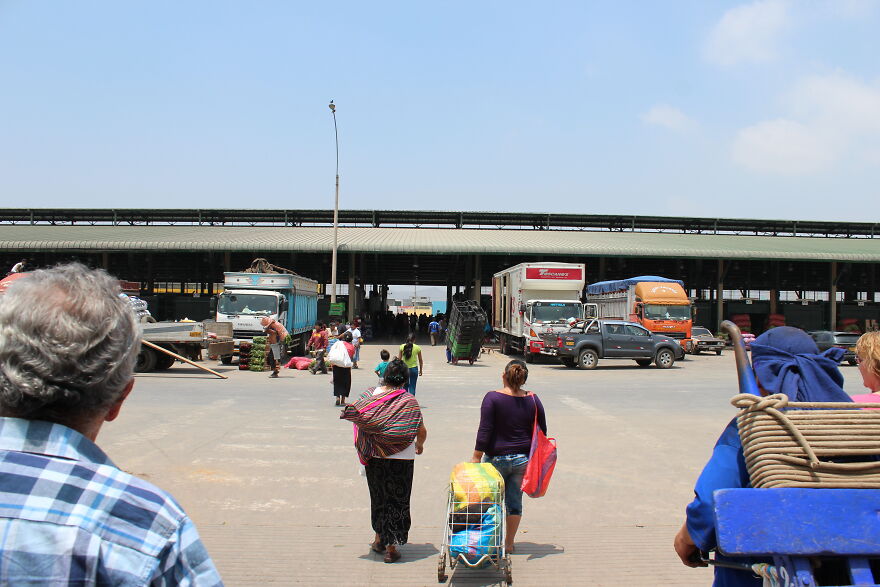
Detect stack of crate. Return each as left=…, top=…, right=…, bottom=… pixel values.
left=238, top=341, right=252, bottom=370
left=446, top=301, right=487, bottom=361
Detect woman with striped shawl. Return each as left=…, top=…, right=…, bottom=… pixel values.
left=340, top=358, right=427, bottom=563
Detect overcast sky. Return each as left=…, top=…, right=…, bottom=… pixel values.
left=1, top=1, right=879, bottom=222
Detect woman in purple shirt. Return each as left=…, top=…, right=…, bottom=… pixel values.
left=471, top=359, right=547, bottom=553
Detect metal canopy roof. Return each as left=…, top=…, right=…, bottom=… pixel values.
left=0, top=208, right=877, bottom=238
left=1, top=225, right=879, bottom=262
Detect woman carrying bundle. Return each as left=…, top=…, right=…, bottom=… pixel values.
left=340, top=358, right=427, bottom=563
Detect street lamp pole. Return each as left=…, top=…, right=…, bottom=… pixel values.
left=329, top=100, right=339, bottom=304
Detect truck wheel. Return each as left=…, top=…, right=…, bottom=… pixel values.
left=635, top=359, right=652, bottom=368
left=715, top=350, right=722, bottom=356
left=561, top=358, right=576, bottom=368
left=655, top=348, right=675, bottom=369
left=135, top=347, right=157, bottom=372
left=154, top=352, right=176, bottom=371
left=220, top=355, right=233, bottom=365
left=524, top=350, right=534, bottom=363
left=577, top=349, right=598, bottom=370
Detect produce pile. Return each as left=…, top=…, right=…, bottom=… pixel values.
left=249, top=337, right=267, bottom=371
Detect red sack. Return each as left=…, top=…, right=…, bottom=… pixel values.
left=521, top=395, right=557, bottom=498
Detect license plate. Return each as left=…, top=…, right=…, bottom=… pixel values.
left=565, top=341, right=574, bottom=346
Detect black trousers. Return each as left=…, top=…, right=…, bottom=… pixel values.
left=332, top=365, right=351, bottom=397
left=365, top=458, right=414, bottom=546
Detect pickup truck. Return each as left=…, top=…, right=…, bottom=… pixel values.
left=136, top=320, right=234, bottom=372
left=540, top=319, right=685, bottom=369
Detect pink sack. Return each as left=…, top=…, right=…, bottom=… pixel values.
left=284, top=356, right=312, bottom=370
left=521, top=395, right=557, bottom=498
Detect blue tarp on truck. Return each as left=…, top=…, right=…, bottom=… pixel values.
left=586, top=276, right=684, bottom=295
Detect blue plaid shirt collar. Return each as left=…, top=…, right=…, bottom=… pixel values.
left=0, top=417, right=115, bottom=468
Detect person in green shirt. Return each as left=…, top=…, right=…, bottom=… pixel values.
left=397, top=333, right=423, bottom=395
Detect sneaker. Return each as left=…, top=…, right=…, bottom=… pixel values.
left=269, top=372, right=279, bottom=378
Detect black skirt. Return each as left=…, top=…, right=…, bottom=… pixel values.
left=365, top=458, right=414, bottom=546
left=332, top=365, right=351, bottom=397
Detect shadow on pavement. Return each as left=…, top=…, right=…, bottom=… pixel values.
left=357, top=542, right=439, bottom=563
left=515, top=541, right=565, bottom=560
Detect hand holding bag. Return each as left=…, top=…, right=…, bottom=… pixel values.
left=327, top=340, right=353, bottom=368
left=521, top=395, right=557, bottom=498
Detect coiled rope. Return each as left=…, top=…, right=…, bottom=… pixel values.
left=732, top=393, right=880, bottom=488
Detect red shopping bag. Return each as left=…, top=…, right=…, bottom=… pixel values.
left=521, top=395, right=557, bottom=498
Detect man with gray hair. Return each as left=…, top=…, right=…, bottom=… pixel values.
left=0, top=264, right=222, bottom=585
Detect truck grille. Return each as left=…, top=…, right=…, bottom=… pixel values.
left=233, top=329, right=263, bottom=339
left=657, top=331, right=685, bottom=339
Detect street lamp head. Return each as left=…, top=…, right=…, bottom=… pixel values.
left=329, top=100, right=336, bottom=113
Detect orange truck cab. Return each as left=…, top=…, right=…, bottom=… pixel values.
left=585, top=276, right=693, bottom=353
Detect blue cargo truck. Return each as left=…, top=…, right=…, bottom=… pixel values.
left=215, top=271, right=319, bottom=364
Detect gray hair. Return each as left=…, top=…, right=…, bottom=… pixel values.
left=0, top=263, right=140, bottom=427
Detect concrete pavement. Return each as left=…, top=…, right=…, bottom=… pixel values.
left=101, top=339, right=869, bottom=585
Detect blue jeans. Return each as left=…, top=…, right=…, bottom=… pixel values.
left=406, top=367, right=419, bottom=395
left=488, top=453, right=528, bottom=516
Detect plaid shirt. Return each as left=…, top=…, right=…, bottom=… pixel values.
left=0, top=417, right=223, bottom=586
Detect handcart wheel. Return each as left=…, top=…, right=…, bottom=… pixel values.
left=503, top=559, right=513, bottom=584
left=437, top=553, right=447, bottom=583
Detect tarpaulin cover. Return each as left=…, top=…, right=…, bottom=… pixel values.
left=450, top=462, right=504, bottom=512
left=586, top=275, right=684, bottom=295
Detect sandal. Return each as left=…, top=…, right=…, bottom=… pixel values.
left=383, top=549, right=401, bottom=563
left=370, top=541, right=385, bottom=553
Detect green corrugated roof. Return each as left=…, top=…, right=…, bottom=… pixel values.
left=0, top=225, right=879, bottom=261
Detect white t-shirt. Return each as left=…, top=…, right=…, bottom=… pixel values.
left=351, top=327, right=362, bottom=346
left=371, top=387, right=415, bottom=460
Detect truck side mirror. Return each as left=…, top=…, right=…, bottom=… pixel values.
left=519, top=303, right=526, bottom=315
left=280, top=295, right=289, bottom=313
left=209, top=296, right=217, bottom=313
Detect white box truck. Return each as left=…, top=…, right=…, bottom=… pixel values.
left=492, top=262, right=587, bottom=362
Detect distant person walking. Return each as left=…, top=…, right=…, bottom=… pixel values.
left=471, top=359, right=547, bottom=553
left=428, top=318, right=440, bottom=346
left=351, top=321, right=362, bottom=369
left=330, top=332, right=356, bottom=406
left=340, top=358, right=427, bottom=563
left=398, top=333, right=423, bottom=395
left=307, top=321, right=329, bottom=374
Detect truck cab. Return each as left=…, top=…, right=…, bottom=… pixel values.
left=215, top=271, right=318, bottom=363
left=216, top=289, right=287, bottom=340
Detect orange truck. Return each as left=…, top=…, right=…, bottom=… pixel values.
left=585, top=276, right=693, bottom=353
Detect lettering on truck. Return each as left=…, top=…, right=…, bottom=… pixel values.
left=525, top=267, right=584, bottom=280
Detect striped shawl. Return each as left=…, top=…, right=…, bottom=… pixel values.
left=340, top=387, right=423, bottom=465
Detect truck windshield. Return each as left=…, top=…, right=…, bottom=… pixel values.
left=531, top=302, right=583, bottom=324
left=218, top=293, right=277, bottom=315
left=644, top=304, right=691, bottom=321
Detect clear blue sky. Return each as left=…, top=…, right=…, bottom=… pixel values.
left=1, top=1, right=878, bottom=221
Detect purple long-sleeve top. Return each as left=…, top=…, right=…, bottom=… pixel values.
left=474, top=392, right=548, bottom=457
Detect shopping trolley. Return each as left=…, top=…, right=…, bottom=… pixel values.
left=437, top=462, right=512, bottom=584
